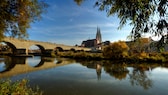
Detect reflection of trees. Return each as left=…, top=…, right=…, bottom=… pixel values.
left=104, top=63, right=129, bottom=80
left=77, top=60, right=97, bottom=69
left=129, top=65, right=153, bottom=90
left=77, top=60, right=163, bottom=90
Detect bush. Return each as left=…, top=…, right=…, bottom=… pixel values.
left=138, top=52, right=149, bottom=59
left=148, top=53, right=166, bottom=62
left=103, top=41, right=129, bottom=59
left=0, top=79, right=42, bottom=95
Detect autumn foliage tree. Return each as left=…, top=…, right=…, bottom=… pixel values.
left=0, top=0, right=48, bottom=40
left=103, top=41, right=129, bottom=59
left=127, top=38, right=151, bottom=53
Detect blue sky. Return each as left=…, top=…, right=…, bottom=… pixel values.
left=27, top=0, right=132, bottom=46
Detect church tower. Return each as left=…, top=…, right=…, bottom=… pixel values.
left=96, top=27, right=102, bottom=44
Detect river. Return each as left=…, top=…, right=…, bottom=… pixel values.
left=0, top=56, right=168, bottom=95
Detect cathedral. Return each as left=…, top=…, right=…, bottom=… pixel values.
left=81, top=27, right=102, bottom=50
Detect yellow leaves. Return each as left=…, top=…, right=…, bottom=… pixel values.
left=103, top=41, right=129, bottom=59
left=20, top=12, right=24, bottom=16
left=0, top=0, right=47, bottom=39
left=0, top=79, right=42, bottom=95
left=139, top=38, right=150, bottom=43
left=112, top=41, right=129, bottom=52
left=74, top=0, right=84, bottom=5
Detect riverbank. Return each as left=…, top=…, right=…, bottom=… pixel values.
left=56, top=51, right=168, bottom=63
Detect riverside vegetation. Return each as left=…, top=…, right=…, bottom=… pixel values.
left=1, top=41, right=168, bottom=95
left=56, top=41, right=168, bottom=63
left=0, top=79, right=42, bottom=95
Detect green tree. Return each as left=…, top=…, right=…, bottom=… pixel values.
left=0, top=0, right=48, bottom=40
left=74, top=0, right=167, bottom=42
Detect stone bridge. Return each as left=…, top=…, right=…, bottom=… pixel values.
left=2, top=37, right=90, bottom=55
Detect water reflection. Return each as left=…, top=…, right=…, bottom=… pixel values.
left=103, top=63, right=129, bottom=80
left=77, top=60, right=104, bottom=80
left=1, top=56, right=168, bottom=94
left=129, top=67, right=153, bottom=90
left=129, top=64, right=155, bottom=89
left=0, top=61, right=6, bottom=72
left=27, top=56, right=44, bottom=67
left=96, top=63, right=102, bottom=80
left=0, top=56, right=59, bottom=73
left=0, top=57, right=16, bottom=73
left=77, top=60, right=168, bottom=90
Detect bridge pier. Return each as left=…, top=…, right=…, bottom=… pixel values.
left=14, top=49, right=27, bottom=55
left=11, top=49, right=34, bottom=57
left=43, top=49, right=55, bottom=57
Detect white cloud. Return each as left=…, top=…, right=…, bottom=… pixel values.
left=42, top=15, right=56, bottom=21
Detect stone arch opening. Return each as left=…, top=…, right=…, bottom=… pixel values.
left=54, top=47, right=64, bottom=55
left=28, top=45, right=45, bottom=56
left=0, top=41, right=17, bottom=55
left=70, top=48, right=76, bottom=52
left=55, top=47, right=64, bottom=52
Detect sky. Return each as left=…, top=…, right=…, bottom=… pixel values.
left=27, top=0, right=133, bottom=46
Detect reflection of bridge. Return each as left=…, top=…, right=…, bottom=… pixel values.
left=2, top=37, right=91, bottom=55
left=0, top=57, right=75, bottom=78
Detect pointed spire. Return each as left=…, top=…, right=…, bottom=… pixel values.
left=96, top=26, right=102, bottom=44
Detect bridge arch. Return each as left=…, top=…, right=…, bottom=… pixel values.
left=1, top=41, right=17, bottom=54
left=28, top=44, right=45, bottom=55
left=55, top=47, right=64, bottom=52
left=70, top=48, right=76, bottom=52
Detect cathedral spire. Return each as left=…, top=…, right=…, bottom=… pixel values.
left=96, top=26, right=102, bottom=44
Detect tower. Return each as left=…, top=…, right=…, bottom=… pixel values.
left=96, top=27, right=102, bottom=44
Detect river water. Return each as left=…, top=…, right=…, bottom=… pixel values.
left=0, top=56, right=168, bottom=95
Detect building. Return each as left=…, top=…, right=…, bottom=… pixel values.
left=81, top=27, right=102, bottom=50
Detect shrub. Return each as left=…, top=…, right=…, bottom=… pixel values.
left=0, top=79, right=42, bottom=95
left=138, top=52, right=149, bottom=59
left=103, top=41, right=129, bottom=59
left=51, top=51, right=56, bottom=57
left=148, top=53, right=166, bottom=62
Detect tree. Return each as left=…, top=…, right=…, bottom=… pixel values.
left=127, top=38, right=151, bottom=53
left=0, top=0, right=48, bottom=40
left=103, top=41, right=129, bottom=59
left=74, top=0, right=168, bottom=42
